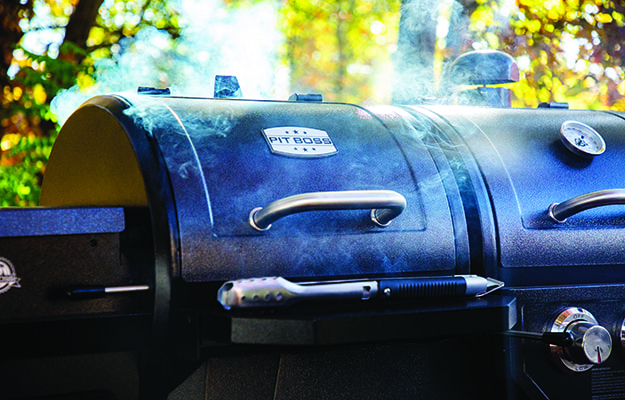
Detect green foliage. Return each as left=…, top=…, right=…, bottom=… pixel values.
left=0, top=133, right=55, bottom=207
left=15, top=42, right=89, bottom=119
left=5, top=0, right=625, bottom=207
left=93, top=0, right=181, bottom=60
left=0, top=41, right=87, bottom=206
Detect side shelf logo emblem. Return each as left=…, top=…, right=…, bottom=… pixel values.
left=262, top=126, right=338, bottom=158
left=0, top=257, right=21, bottom=294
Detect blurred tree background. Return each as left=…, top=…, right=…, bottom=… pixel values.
left=2, top=0, right=625, bottom=206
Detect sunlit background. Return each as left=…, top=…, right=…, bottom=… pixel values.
left=2, top=0, right=625, bottom=206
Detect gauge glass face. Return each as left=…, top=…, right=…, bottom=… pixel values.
left=560, top=121, right=606, bottom=157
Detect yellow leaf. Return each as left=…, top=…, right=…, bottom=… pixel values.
left=528, top=19, right=541, bottom=33
left=33, top=84, right=46, bottom=105
left=596, top=13, right=613, bottom=23
left=77, top=73, right=96, bottom=90
left=12, top=87, right=22, bottom=101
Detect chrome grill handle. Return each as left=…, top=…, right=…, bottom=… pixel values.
left=249, top=190, right=406, bottom=231
left=548, top=189, right=625, bottom=223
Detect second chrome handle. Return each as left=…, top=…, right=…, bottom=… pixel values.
left=249, top=190, right=406, bottom=231
left=549, top=189, right=625, bottom=223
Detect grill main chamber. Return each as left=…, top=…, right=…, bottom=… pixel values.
left=3, top=90, right=625, bottom=399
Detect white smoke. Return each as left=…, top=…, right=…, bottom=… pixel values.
left=51, top=0, right=284, bottom=124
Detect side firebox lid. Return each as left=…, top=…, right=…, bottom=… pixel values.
left=40, top=95, right=148, bottom=207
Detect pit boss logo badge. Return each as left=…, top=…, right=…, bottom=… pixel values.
left=262, top=126, right=338, bottom=158
left=0, top=257, right=20, bottom=294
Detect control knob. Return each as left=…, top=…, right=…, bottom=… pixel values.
left=550, top=307, right=612, bottom=373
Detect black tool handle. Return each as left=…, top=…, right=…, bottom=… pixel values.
left=379, top=277, right=467, bottom=300
left=66, top=286, right=106, bottom=300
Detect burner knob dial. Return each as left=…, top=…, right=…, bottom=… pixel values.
left=565, top=321, right=612, bottom=364
left=550, top=307, right=612, bottom=373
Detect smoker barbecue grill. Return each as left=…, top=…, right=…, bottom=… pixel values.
left=3, top=54, right=625, bottom=399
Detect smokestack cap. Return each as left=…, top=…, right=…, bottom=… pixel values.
left=446, top=50, right=519, bottom=85
left=214, top=75, right=243, bottom=99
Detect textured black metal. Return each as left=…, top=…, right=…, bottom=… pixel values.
left=0, top=207, right=124, bottom=237
left=7, top=93, right=625, bottom=399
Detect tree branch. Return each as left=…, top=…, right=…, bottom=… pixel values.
left=63, top=0, right=105, bottom=51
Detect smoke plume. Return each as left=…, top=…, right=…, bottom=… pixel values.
left=51, top=0, right=283, bottom=124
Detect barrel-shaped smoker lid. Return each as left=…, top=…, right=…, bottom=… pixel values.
left=42, top=94, right=463, bottom=282
left=416, top=105, right=625, bottom=286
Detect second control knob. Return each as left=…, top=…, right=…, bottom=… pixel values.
left=550, top=307, right=612, bottom=373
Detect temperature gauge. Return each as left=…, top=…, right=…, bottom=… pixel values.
left=560, top=120, right=606, bottom=158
